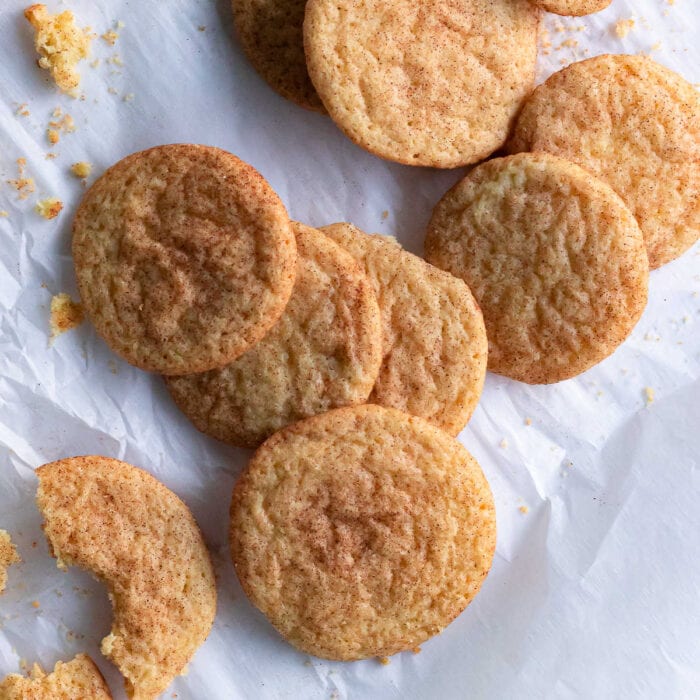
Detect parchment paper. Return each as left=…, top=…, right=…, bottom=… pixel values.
left=0, top=1, right=699, bottom=698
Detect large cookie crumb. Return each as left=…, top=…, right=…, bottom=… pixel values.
left=0, top=530, right=20, bottom=593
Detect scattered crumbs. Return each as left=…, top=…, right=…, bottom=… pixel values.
left=499, top=438, right=508, bottom=449
left=123, top=93, right=135, bottom=102
left=31, top=601, right=40, bottom=609
left=110, top=54, right=124, bottom=66
left=102, top=29, right=119, bottom=46
left=47, top=128, right=60, bottom=145
left=381, top=210, right=389, bottom=220
left=50, top=293, right=84, bottom=340
left=49, top=108, right=76, bottom=134
left=0, top=211, right=8, bottom=218
left=35, top=197, right=63, bottom=220
left=24, top=4, right=93, bottom=97
left=71, top=161, right=92, bottom=179
left=558, top=39, right=578, bottom=49
left=615, top=18, right=635, bottom=38
left=45, top=152, right=58, bottom=160
left=524, top=417, right=532, bottom=426
left=198, top=25, right=207, bottom=32
left=7, top=158, right=36, bottom=200
left=644, top=386, right=655, bottom=405
left=519, top=505, right=529, bottom=515
left=107, top=87, right=118, bottom=95
left=15, top=103, right=30, bottom=117
left=378, top=657, right=390, bottom=666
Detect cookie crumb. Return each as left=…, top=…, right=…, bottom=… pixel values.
left=381, top=210, right=389, bottom=220
left=8, top=158, right=36, bottom=200
left=71, top=161, right=92, bottom=179
left=101, top=29, right=119, bottom=46
left=499, top=438, right=508, bottom=449
left=16, top=103, right=30, bottom=117
left=50, top=293, right=84, bottom=339
left=519, top=505, right=529, bottom=515
left=524, top=417, right=532, bottom=426
left=198, top=25, right=207, bottom=32
left=0, top=530, right=21, bottom=593
left=47, top=128, right=60, bottom=145
left=123, top=92, right=135, bottom=102
left=615, top=18, right=635, bottom=38
left=24, top=4, right=93, bottom=96
left=378, top=657, right=390, bottom=666
left=31, top=600, right=40, bottom=609
left=0, top=211, right=8, bottom=218
left=644, top=386, right=655, bottom=405
left=35, top=198, right=63, bottom=220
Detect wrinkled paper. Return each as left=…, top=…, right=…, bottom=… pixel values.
left=0, top=1, right=699, bottom=698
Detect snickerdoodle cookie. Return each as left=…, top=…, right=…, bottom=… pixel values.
left=73, top=144, right=296, bottom=375
left=425, top=152, right=649, bottom=384
left=321, top=223, right=487, bottom=435
left=230, top=404, right=496, bottom=660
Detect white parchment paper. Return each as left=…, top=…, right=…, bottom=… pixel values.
left=0, top=1, right=699, bottom=698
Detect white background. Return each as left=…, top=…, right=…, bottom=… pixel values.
left=0, top=1, right=699, bottom=698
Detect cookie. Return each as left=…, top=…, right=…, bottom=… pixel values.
left=230, top=404, right=496, bottom=660
left=166, top=222, right=382, bottom=447
left=321, top=223, right=487, bottom=435
left=232, top=0, right=325, bottom=112
left=36, top=457, right=217, bottom=700
left=303, top=0, right=540, bottom=168
left=527, top=0, right=610, bottom=15
left=508, top=54, right=700, bottom=269
left=0, top=654, right=112, bottom=699
left=0, top=530, right=20, bottom=594
left=425, top=153, right=649, bottom=384
left=73, top=144, right=296, bottom=375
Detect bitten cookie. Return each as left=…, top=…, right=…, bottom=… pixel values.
left=527, top=0, right=610, bottom=16
left=0, top=530, right=20, bottom=594
left=0, top=654, right=112, bottom=699
left=230, top=404, right=496, bottom=660
left=425, top=153, right=649, bottom=384
left=509, top=54, right=700, bottom=269
left=166, top=223, right=382, bottom=447
left=321, top=223, right=487, bottom=435
left=303, top=0, right=540, bottom=168
left=73, top=144, right=296, bottom=375
left=232, top=0, right=325, bottom=112
left=36, top=457, right=217, bottom=700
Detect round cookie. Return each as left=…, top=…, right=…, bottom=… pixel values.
left=166, top=223, right=382, bottom=448
left=425, top=153, right=649, bottom=384
left=73, top=144, right=296, bottom=375
left=36, top=456, right=217, bottom=700
left=0, top=654, right=113, bottom=699
left=232, top=0, right=325, bottom=112
left=303, top=0, right=540, bottom=168
left=508, top=54, right=700, bottom=269
left=321, top=223, right=487, bottom=435
left=528, top=0, right=610, bottom=16
left=230, top=404, right=496, bottom=660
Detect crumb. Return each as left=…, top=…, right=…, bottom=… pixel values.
left=47, top=128, right=60, bottom=144
left=499, top=438, right=508, bottom=449
left=108, top=359, right=118, bottom=374
left=71, top=161, right=92, bottom=179
left=107, top=86, right=118, bottom=95
left=650, top=42, right=662, bottom=52
left=50, top=293, right=84, bottom=340
left=198, top=25, right=206, bottom=32
left=558, top=39, right=578, bottom=49
left=381, top=210, right=389, bottom=220
left=31, top=600, right=40, bottom=609
left=8, top=158, right=36, bottom=200
left=596, top=390, right=603, bottom=397
left=45, top=152, right=57, bottom=160
left=123, top=93, right=135, bottom=102
left=101, top=29, right=119, bottom=46
left=24, top=4, right=93, bottom=96
left=519, top=505, right=529, bottom=515
left=644, top=387, right=655, bottom=405
left=524, top=417, right=532, bottom=426
left=110, top=54, right=123, bottom=66
left=35, top=197, right=63, bottom=220
left=49, top=109, right=76, bottom=134
left=16, top=103, right=30, bottom=117
left=378, top=657, right=390, bottom=666
left=0, top=530, right=21, bottom=593
left=0, top=211, right=8, bottom=218
left=90, top=58, right=101, bottom=68
left=615, top=18, right=635, bottom=38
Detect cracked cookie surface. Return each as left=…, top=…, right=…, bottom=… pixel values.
left=303, top=0, right=540, bottom=167
left=232, top=0, right=325, bottom=111
left=509, top=55, right=700, bottom=269
left=230, top=404, right=496, bottom=660
left=166, top=222, right=382, bottom=448
left=425, top=153, right=649, bottom=384
left=322, top=223, right=486, bottom=435
left=73, top=144, right=296, bottom=375
left=37, top=456, right=217, bottom=700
